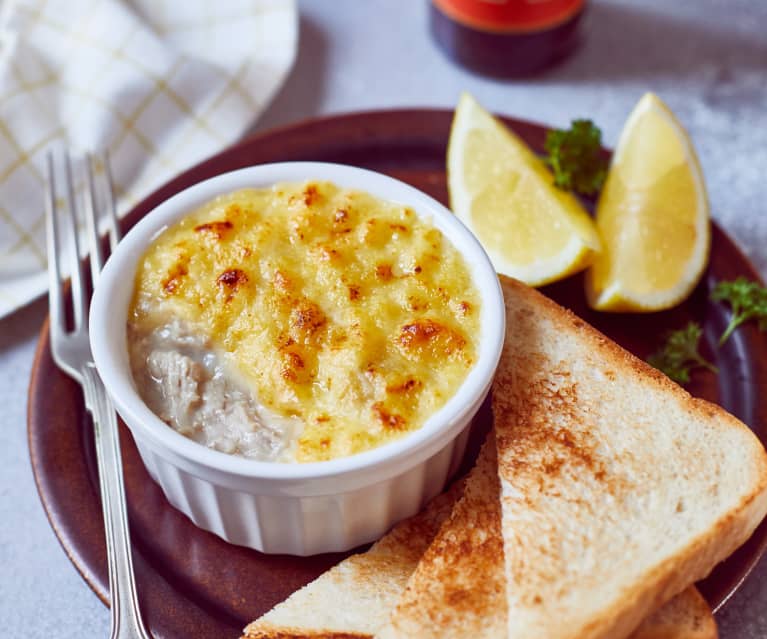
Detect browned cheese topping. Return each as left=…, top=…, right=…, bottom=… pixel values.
left=129, top=181, right=480, bottom=461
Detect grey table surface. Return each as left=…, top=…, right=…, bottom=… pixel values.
left=2, top=0, right=766, bottom=637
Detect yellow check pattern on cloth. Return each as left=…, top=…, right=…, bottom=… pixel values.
left=0, top=0, right=297, bottom=317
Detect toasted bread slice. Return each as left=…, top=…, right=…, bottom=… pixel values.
left=494, top=276, right=767, bottom=639
left=241, top=480, right=464, bottom=639
left=376, top=434, right=717, bottom=639
left=376, top=436, right=507, bottom=639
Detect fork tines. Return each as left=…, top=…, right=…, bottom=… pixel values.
left=45, top=150, right=121, bottom=335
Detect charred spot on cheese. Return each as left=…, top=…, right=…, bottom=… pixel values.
left=303, top=183, right=321, bottom=206
left=162, top=256, right=189, bottom=295
left=290, top=301, right=326, bottom=338
left=194, top=219, right=233, bottom=239
left=386, top=377, right=423, bottom=394
left=129, top=181, right=480, bottom=462
left=217, top=268, right=247, bottom=289
left=372, top=402, right=407, bottom=430
left=276, top=332, right=296, bottom=349
left=398, top=318, right=467, bottom=359
left=280, top=350, right=305, bottom=382
left=376, top=263, right=394, bottom=281
left=216, top=268, right=248, bottom=303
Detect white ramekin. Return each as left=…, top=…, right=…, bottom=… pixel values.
left=90, top=162, right=505, bottom=555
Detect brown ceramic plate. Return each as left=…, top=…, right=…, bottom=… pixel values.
left=28, top=110, right=767, bottom=639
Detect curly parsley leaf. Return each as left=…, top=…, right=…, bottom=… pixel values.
left=710, top=277, right=767, bottom=346
left=544, top=119, right=608, bottom=196
left=647, top=322, right=718, bottom=384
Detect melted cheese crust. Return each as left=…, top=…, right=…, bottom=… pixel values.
left=130, top=181, right=480, bottom=462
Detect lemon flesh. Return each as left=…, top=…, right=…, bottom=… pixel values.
left=586, top=93, right=710, bottom=311
left=448, top=93, right=601, bottom=287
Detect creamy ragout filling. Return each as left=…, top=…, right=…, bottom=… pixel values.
left=129, top=318, right=301, bottom=462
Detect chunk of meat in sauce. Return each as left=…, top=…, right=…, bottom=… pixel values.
left=147, top=350, right=202, bottom=433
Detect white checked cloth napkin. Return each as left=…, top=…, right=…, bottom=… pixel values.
left=0, top=0, right=297, bottom=318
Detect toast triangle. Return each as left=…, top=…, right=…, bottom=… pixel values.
left=494, top=276, right=767, bottom=639
left=376, top=434, right=717, bottom=639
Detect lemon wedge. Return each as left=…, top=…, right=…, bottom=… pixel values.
left=447, top=92, right=601, bottom=287
left=586, top=93, right=710, bottom=311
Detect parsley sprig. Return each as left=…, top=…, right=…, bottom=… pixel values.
left=710, top=277, right=767, bottom=346
left=647, top=322, right=718, bottom=384
left=544, top=119, right=608, bottom=196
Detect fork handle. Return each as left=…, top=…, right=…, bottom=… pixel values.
left=82, top=364, right=152, bottom=639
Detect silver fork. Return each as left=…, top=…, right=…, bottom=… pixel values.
left=45, top=151, right=152, bottom=639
